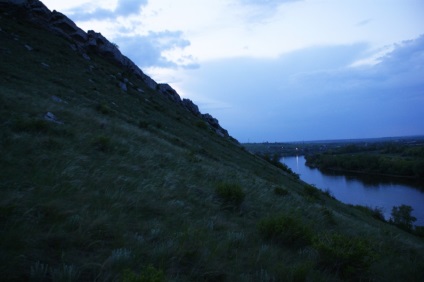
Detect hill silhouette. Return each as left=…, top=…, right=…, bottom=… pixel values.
left=1, top=1, right=423, bottom=281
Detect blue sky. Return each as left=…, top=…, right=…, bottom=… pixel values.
left=43, top=0, right=424, bottom=142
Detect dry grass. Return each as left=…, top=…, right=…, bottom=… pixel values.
left=1, top=9, right=424, bottom=281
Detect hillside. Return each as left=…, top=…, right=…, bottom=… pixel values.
left=1, top=1, right=424, bottom=281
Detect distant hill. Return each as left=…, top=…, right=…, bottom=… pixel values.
left=1, top=1, right=423, bottom=281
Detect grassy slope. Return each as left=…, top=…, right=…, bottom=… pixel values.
left=1, top=12, right=424, bottom=282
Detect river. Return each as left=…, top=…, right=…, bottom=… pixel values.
left=281, top=155, right=424, bottom=226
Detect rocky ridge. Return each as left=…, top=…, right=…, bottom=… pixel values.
left=1, top=0, right=230, bottom=138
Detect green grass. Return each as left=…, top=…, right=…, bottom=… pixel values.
left=1, top=8, right=424, bottom=281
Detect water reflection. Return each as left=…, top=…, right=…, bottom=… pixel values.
left=319, top=168, right=424, bottom=190
left=282, top=155, right=424, bottom=226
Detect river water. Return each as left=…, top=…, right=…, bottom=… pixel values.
left=281, top=155, right=424, bottom=226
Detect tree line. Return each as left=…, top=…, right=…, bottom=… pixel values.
left=305, top=143, right=424, bottom=179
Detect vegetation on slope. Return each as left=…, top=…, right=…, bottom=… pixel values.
left=1, top=7, right=424, bottom=281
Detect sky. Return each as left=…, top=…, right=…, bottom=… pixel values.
left=42, top=0, right=424, bottom=142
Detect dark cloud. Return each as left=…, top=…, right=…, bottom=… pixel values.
left=115, top=31, right=196, bottom=69
left=183, top=36, right=424, bottom=141
left=70, top=0, right=147, bottom=21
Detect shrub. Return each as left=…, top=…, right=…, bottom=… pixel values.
left=92, top=135, right=112, bottom=152
left=322, top=188, right=335, bottom=199
left=30, top=261, right=49, bottom=282
left=51, top=264, right=80, bottom=282
left=14, top=118, right=50, bottom=133
left=304, top=185, right=320, bottom=200
left=320, top=207, right=337, bottom=225
left=215, top=183, right=245, bottom=207
left=389, top=204, right=417, bottom=231
left=414, top=226, right=424, bottom=238
left=313, top=233, right=376, bottom=279
left=258, top=214, right=312, bottom=246
left=273, top=187, right=289, bottom=196
left=354, top=205, right=385, bottom=222
left=195, top=120, right=208, bottom=130
left=96, top=103, right=112, bottom=115
left=138, top=120, right=149, bottom=129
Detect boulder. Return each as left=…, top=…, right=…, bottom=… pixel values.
left=157, top=84, right=181, bottom=104
left=202, top=114, right=229, bottom=137
left=182, top=98, right=200, bottom=116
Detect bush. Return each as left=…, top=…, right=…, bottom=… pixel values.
left=215, top=183, right=245, bottom=207
left=273, top=187, right=289, bottom=196
left=354, top=205, right=385, bottom=222
left=258, top=214, right=312, bottom=246
left=92, top=135, right=112, bottom=152
left=414, top=226, right=424, bottom=238
left=138, top=120, right=149, bottom=129
left=96, top=103, right=112, bottom=115
left=195, top=120, right=208, bottom=130
left=304, top=185, right=320, bottom=200
left=389, top=204, right=417, bottom=231
left=14, top=118, right=50, bottom=133
left=313, top=233, right=376, bottom=279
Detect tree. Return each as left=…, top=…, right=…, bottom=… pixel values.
left=390, top=205, right=417, bottom=231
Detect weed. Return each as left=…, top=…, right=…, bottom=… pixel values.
left=30, top=261, right=49, bottom=282
left=123, top=265, right=165, bottom=282
left=110, top=248, right=132, bottom=264
left=227, top=231, right=246, bottom=247
left=51, top=264, right=80, bottom=282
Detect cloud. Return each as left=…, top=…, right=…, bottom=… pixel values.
left=115, top=30, right=196, bottom=69
left=181, top=35, right=424, bottom=141
left=235, top=0, right=303, bottom=22
left=239, top=0, right=302, bottom=8
left=70, top=0, right=147, bottom=21
left=356, top=18, right=372, bottom=27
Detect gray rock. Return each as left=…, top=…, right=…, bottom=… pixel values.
left=119, top=81, right=127, bottom=92
left=82, top=53, right=91, bottom=60
left=182, top=98, right=200, bottom=116
left=44, top=111, right=63, bottom=124
left=202, top=113, right=229, bottom=137
left=157, top=84, right=181, bottom=104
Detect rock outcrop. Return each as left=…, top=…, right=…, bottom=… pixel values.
left=1, top=0, right=231, bottom=138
